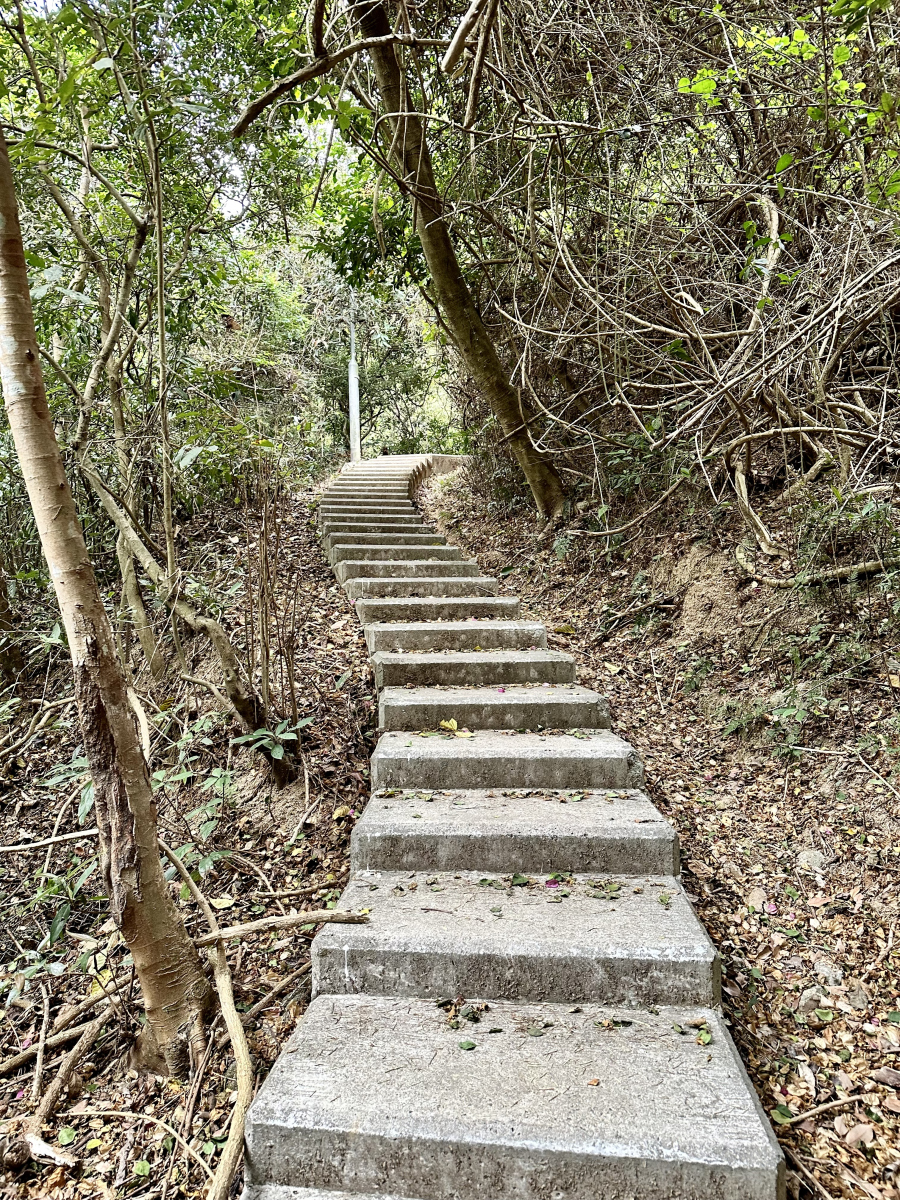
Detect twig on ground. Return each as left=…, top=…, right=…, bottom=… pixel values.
left=782, top=1093, right=860, bottom=1125
left=215, top=962, right=311, bottom=1049
left=0, top=1012, right=111, bottom=1075
left=193, top=908, right=368, bottom=947
left=0, top=828, right=99, bottom=854
left=783, top=1145, right=838, bottom=1200
left=159, top=838, right=255, bottom=1200
left=736, top=547, right=900, bottom=589
left=52, top=975, right=130, bottom=1033
left=5, top=1008, right=110, bottom=1168
left=62, top=1110, right=214, bottom=1179
left=232, top=853, right=288, bottom=915
left=289, top=762, right=318, bottom=842
left=30, top=984, right=50, bottom=1104
left=0, top=696, right=75, bottom=757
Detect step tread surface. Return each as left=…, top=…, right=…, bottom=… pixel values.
left=313, top=868, right=718, bottom=1005
left=345, top=577, right=499, bottom=600
left=363, top=619, right=545, bottom=654
left=378, top=684, right=610, bottom=731
left=372, top=728, right=644, bottom=790
left=351, top=786, right=677, bottom=874
left=356, top=597, right=520, bottom=622
left=245, top=994, right=784, bottom=1200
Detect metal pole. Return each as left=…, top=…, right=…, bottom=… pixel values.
left=348, top=291, right=361, bottom=463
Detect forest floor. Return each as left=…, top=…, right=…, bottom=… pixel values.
left=0, top=475, right=373, bottom=1199
left=419, top=467, right=900, bottom=1200
left=2, top=461, right=898, bottom=1200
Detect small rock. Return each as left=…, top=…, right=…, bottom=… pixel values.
left=814, top=960, right=843, bottom=987
left=798, top=986, right=828, bottom=1014
left=721, top=860, right=743, bottom=882
left=797, top=848, right=825, bottom=872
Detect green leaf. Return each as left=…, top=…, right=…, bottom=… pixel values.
left=770, top=1105, right=794, bottom=1125
left=833, top=43, right=852, bottom=64
left=133, top=1160, right=150, bottom=1176
left=887, top=1011, right=900, bottom=1023
left=58, top=1127, right=77, bottom=1146
left=58, top=68, right=80, bottom=103
left=458, top=1040, right=476, bottom=1050
left=511, top=873, right=529, bottom=886
left=775, top=153, right=794, bottom=173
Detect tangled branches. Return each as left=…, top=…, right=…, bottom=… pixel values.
left=349, top=0, right=900, bottom=567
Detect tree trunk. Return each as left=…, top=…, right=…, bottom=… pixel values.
left=116, top=533, right=166, bottom=681
left=0, top=128, right=212, bottom=1075
left=353, top=1, right=566, bottom=519
left=0, top=553, right=23, bottom=682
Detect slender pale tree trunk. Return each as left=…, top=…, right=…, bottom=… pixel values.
left=0, top=128, right=212, bottom=1074
left=0, top=553, right=23, bottom=682
left=352, top=1, right=566, bottom=519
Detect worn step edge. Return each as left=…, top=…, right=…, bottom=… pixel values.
left=378, top=684, right=610, bottom=731
left=355, top=597, right=521, bottom=623
left=372, top=650, right=574, bottom=687
left=371, top=728, right=644, bottom=790
left=313, top=869, right=719, bottom=1007
left=363, top=620, right=546, bottom=653
left=351, top=786, right=678, bottom=875
left=345, top=577, right=499, bottom=601
left=244, top=994, right=785, bottom=1200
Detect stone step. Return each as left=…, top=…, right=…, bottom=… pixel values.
left=320, top=508, right=419, bottom=523
left=338, top=561, right=479, bottom=584
left=320, top=519, right=429, bottom=537
left=324, top=534, right=448, bottom=561
left=355, top=596, right=521, bottom=624
left=363, top=619, right=546, bottom=654
left=336, top=559, right=481, bottom=585
left=330, top=483, right=413, bottom=491
left=371, top=729, right=644, bottom=790
left=371, top=650, right=574, bottom=687
left=330, top=545, right=461, bottom=566
left=352, top=787, right=678, bottom=875
left=344, top=577, right=499, bottom=601
left=313, top=869, right=718, bottom=1006
left=321, top=492, right=417, bottom=501
left=378, top=684, right=609, bottom=731
left=323, top=486, right=411, bottom=496
left=244, top=1189, right=424, bottom=1200
left=320, top=509, right=419, bottom=523
left=319, top=500, right=418, bottom=512
left=244, top=994, right=784, bottom=1200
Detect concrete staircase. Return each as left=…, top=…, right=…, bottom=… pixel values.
left=243, top=455, right=785, bottom=1200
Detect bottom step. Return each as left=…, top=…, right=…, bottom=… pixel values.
left=246, top=995, right=783, bottom=1200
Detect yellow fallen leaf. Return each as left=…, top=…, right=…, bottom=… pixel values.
left=210, top=896, right=234, bottom=910
left=604, top=662, right=621, bottom=674
left=455, top=730, right=475, bottom=738
left=440, top=718, right=458, bottom=731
